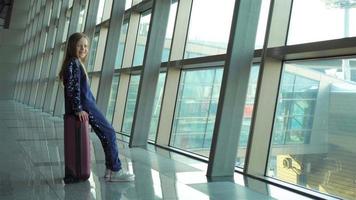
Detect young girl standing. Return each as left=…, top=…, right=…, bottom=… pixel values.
left=59, top=32, right=134, bottom=182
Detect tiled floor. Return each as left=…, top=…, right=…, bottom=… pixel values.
left=0, top=100, right=313, bottom=200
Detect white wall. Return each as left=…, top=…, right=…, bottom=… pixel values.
left=0, top=0, right=29, bottom=99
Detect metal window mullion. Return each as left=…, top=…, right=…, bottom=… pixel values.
left=245, top=0, right=293, bottom=178
left=96, top=0, right=126, bottom=115
left=207, top=0, right=263, bottom=177
left=129, top=0, right=171, bottom=147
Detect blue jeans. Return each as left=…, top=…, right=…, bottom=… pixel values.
left=87, top=105, right=121, bottom=171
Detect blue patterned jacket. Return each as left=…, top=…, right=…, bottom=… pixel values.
left=63, top=57, right=96, bottom=115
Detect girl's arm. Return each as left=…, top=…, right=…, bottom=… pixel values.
left=66, top=59, right=83, bottom=113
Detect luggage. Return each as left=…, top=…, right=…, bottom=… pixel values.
left=63, top=114, right=91, bottom=183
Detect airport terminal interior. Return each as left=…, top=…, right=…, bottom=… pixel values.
left=0, top=0, right=355, bottom=199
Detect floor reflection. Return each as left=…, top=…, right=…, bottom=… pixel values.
left=0, top=101, right=315, bottom=200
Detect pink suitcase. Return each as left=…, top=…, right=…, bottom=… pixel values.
left=63, top=114, right=91, bottom=183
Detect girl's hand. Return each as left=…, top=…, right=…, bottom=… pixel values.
left=76, top=111, right=89, bottom=122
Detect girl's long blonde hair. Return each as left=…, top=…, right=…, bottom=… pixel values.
left=58, top=32, right=89, bottom=82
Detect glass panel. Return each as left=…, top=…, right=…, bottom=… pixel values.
left=52, top=26, right=57, bottom=48
left=78, top=1, right=89, bottom=32
left=288, top=0, right=356, bottom=45
left=50, top=80, right=59, bottom=112
left=93, top=28, right=109, bottom=71
left=133, top=11, right=151, bottom=66
left=115, top=22, right=128, bottom=69
left=56, top=1, right=62, bottom=19
left=255, top=0, right=271, bottom=49
left=90, top=74, right=100, bottom=99
left=68, top=0, right=73, bottom=8
left=125, top=0, right=132, bottom=10
left=87, top=34, right=99, bottom=72
left=184, top=0, right=235, bottom=59
left=170, top=68, right=223, bottom=157
left=236, top=64, right=260, bottom=168
left=122, top=75, right=140, bottom=135
left=106, top=75, right=119, bottom=123
left=96, top=0, right=106, bottom=24
left=161, top=2, right=178, bottom=62
left=132, top=0, right=142, bottom=7
left=62, top=16, right=70, bottom=42
left=102, top=0, right=113, bottom=22
left=267, top=58, right=356, bottom=200
left=148, top=73, right=166, bottom=141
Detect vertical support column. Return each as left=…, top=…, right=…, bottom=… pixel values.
left=206, top=0, right=262, bottom=177
left=155, top=0, right=192, bottom=146
left=53, top=0, right=84, bottom=116
left=129, top=0, right=171, bottom=147
left=96, top=0, right=126, bottom=114
left=43, top=0, right=69, bottom=113
left=245, top=0, right=292, bottom=177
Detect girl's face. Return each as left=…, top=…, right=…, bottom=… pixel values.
left=76, top=37, right=89, bottom=61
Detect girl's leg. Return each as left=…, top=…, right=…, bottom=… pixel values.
left=87, top=108, right=122, bottom=171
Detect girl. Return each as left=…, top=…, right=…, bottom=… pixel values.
left=59, top=32, right=134, bottom=182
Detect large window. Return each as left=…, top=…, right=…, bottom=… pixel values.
left=115, top=22, right=128, bottom=69
left=87, top=34, right=99, bottom=72
left=267, top=58, right=356, bottom=200
left=96, top=0, right=106, bottom=24
left=125, top=0, right=132, bottom=10
left=184, top=0, right=235, bottom=58
left=170, top=68, right=223, bottom=157
left=148, top=73, right=166, bottom=141
left=122, top=75, right=140, bottom=135
left=89, top=74, right=100, bottom=99
left=288, top=0, right=356, bottom=45
left=77, top=0, right=89, bottom=32
left=161, top=2, right=178, bottom=62
left=96, top=0, right=112, bottom=24
left=133, top=11, right=151, bottom=66
left=106, top=75, right=119, bottom=123
left=255, top=0, right=271, bottom=49
left=236, top=65, right=260, bottom=168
